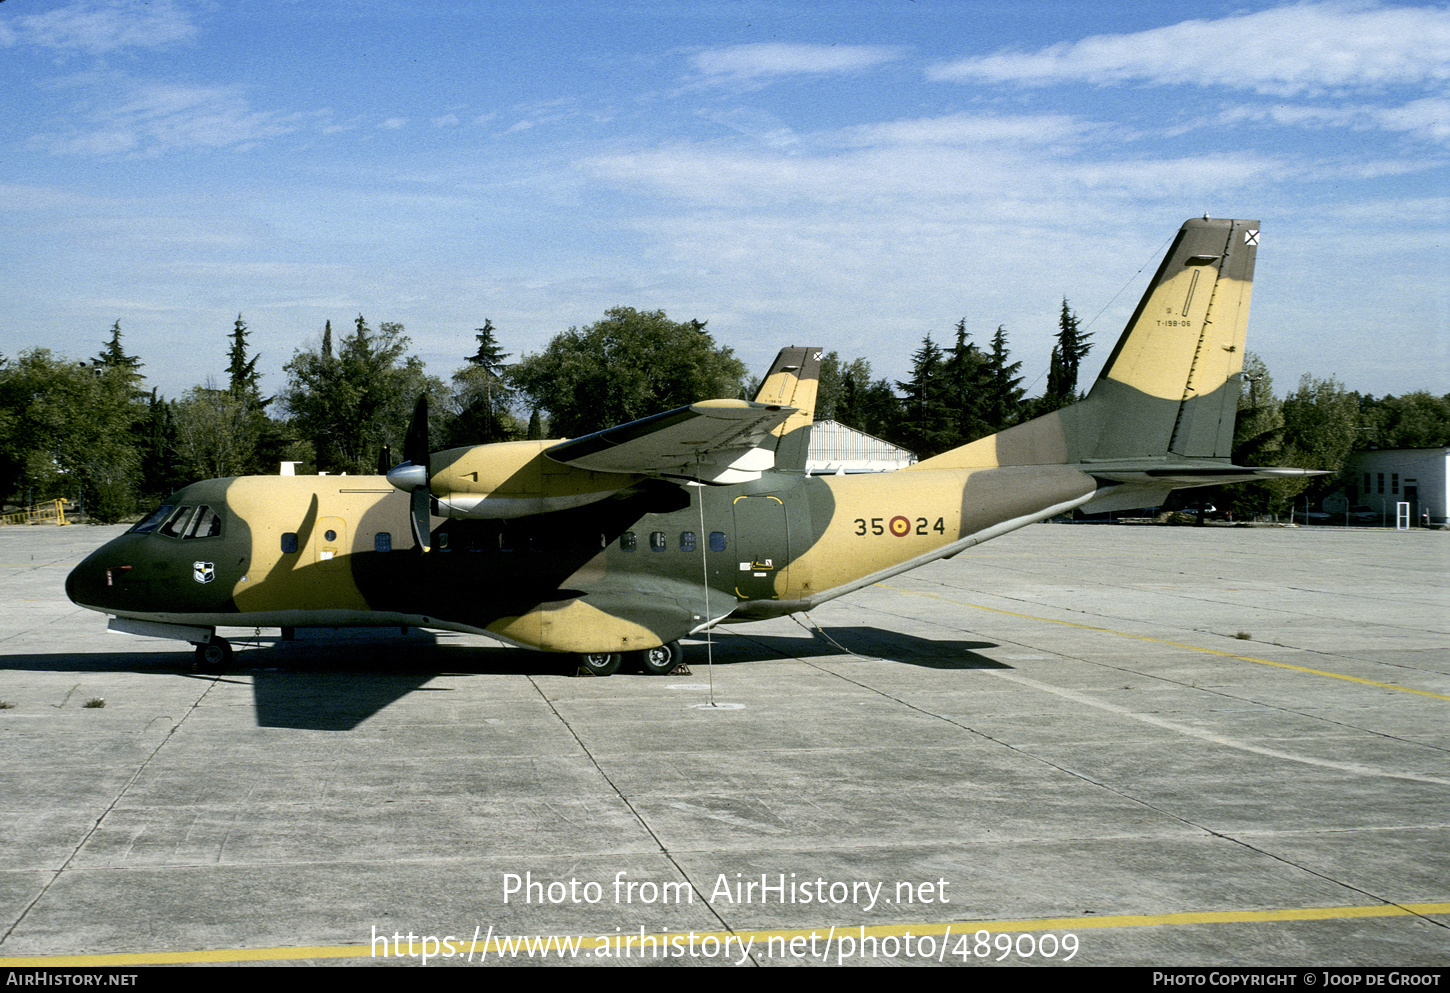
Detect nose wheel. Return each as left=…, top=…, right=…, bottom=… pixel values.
left=193, top=636, right=233, bottom=671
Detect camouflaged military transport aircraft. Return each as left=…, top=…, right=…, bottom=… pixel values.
left=68, top=217, right=1306, bottom=675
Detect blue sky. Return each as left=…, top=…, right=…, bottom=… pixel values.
left=3, top=0, right=1447, bottom=406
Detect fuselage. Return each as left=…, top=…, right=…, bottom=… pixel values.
left=66, top=464, right=1100, bottom=655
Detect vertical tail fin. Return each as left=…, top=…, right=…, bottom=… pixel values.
left=911, top=217, right=1258, bottom=471
left=1087, top=217, right=1258, bottom=460
left=754, top=347, right=822, bottom=472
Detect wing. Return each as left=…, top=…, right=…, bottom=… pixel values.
left=545, top=398, right=797, bottom=484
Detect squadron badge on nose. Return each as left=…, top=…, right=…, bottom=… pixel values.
left=193, top=561, right=215, bottom=585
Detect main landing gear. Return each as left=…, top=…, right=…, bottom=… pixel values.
left=633, top=641, right=684, bottom=675
left=576, top=652, right=623, bottom=677
left=573, top=641, right=685, bottom=677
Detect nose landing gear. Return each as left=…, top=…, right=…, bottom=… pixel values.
left=193, top=636, right=232, bottom=671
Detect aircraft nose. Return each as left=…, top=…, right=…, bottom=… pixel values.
left=66, top=542, right=125, bottom=612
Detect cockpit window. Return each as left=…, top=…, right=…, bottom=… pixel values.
left=159, top=506, right=194, bottom=538
left=128, top=504, right=175, bottom=534
left=185, top=506, right=222, bottom=539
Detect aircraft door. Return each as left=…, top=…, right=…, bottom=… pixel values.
left=732, top=495, right=788, bottom=600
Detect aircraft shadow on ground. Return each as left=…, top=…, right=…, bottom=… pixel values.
left=0, top=627, right=1008, bottom=730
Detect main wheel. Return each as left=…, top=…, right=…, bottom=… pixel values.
left=194, top=636, right=232, bottom=671
left=633, top=641, right=683, bottom=675
left=577, top=652, right=622, bottom=677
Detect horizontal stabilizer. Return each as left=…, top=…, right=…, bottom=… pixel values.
left=546, top=399, right=797, bottom=483
left=1088, top=463, right=1328, bottom=488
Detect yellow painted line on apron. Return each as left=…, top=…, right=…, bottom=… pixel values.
left=879, top=583, right=1450, bottom=701
left=4, top=902, right=1446, bottom=965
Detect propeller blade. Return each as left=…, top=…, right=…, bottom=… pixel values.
left=404, top=395, right=429, bottom=469
left=396, top=396, right=433, bottom=553
left=410, top=486, right=431, bottom=553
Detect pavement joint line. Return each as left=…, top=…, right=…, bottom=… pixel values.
left=0, top=673, right=225, bottom=946
left=521, top=673, right=737, bottom=937
left=3, top=902, right=1446, bottom=966
left=877, top=583, right=1450, bottom=701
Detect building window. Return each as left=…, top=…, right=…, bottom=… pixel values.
left=1392, top=473, right=1399, bottom=495
left=1377, top=473, right=1385, bottom=494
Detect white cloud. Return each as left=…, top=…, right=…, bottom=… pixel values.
left=9, top=0, right=197, bottom=54
left=33, top=80, right=301, bottom=156
left=380, top=117, right=408, bottom=129
left=931, top=3, right=1450, bottom=96
left=838, top=112, right=1104, bottom=149
left=693, top=42, right=905, bottom=83
left=1378, top=97, right=1450, bottom=144
left=583, top=111, right=1277, bottom=216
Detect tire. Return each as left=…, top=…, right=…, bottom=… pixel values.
left=634, top=641, right=683, bottom=675
left=577, top=652, right=622, bottom=677
left=194, top=637, right=232, bottom=671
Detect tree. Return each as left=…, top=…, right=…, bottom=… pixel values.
left=1281, top=373, right=1360, bottom=475
left=1358, top=392, right=1450, bottom=449
left=96, top=320, right=143, bottom=382
left=894, top=334, right=954, bottom=457
left=172, top=382, right=261, bottom=481
left=834, top=361, right=901, bottom=442
left=1042, top=299, right=1091, bottom=413
left=943, top=318, right=992, bottom=446
left=0, top=348, right=144, bottom=521
left=816, top=351, right=872, bottom=422
left=983, top=325, right=1025, bottom=431
left=446, top=319, right=515, bottom=445
left=511, top=307, right=746, bottom=437
left=280, top=316, right=444, bottom=474
left=226, top=314, right=263, bottom=404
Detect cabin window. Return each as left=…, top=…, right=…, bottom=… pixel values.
left=679, top=531, right=697, bottom=552
left=185, top=506, right=222, bottom=539
left=280, top=532, right=299, bottom=554
left=437, top=531, right=450, bottom=551
left=374, top=532, right=392, bottom=553
left=159, top=506, right=194, bottom=538
left=128, top=504, right=174, bottom=534
left=650, top=531, right=667, bottom=552
left=619, top=532, right=636, bottom=552
left=709, top=531, right=727, bottom=552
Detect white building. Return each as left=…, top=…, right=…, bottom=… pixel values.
left=1342, top=448, right=1448, bottom=525
left=805, top=419, right=916, bottom=474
